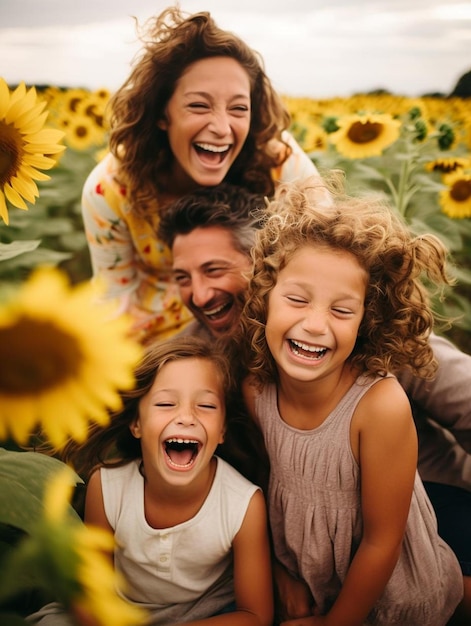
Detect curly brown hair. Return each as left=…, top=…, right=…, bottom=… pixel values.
left=239, top=176, right=454, bottom=385
left=108, top=6, right=291, bottom=220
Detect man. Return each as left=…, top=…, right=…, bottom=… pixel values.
left=159, top=183, right=263, bottom=340
left=159, top=182, right=471, bottom=618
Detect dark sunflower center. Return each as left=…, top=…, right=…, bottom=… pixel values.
left=0, top=316, right=83, bottom=394
left=432, top=161, right=461, bottom=174
left=347, top=121, right=382, bottom=144
left=450, top=180, right=471, bottom=203
left=75, top=125, right=88, bottom=138
left=0, top=122, right=22, bottom=185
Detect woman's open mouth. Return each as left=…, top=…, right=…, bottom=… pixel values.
left=194, top=142, right=231, bottom=165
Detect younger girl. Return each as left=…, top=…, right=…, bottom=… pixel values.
left=31, top=336, right=273, bottom=626
left=239, top=178, right=464, bottom=625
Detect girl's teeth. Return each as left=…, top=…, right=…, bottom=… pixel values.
left=291, top=339, right=326, bottom=353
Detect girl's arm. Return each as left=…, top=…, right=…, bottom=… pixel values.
left=175, top=489, right=274, bottom=626
left=273, top=559, right=315, bottom=622
left=283, top=378, right=417, bottom=626
left=84, top=468, right=114, bottom=535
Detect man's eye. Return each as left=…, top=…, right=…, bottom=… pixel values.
left=174, top=275, right=190, bottom=285
left=206, top=267, right=226, bottom=276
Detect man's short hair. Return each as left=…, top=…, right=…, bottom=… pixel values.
left=158, top=183, right=265, bottom=256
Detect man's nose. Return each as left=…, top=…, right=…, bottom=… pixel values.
left=191, top=276, right=215, bottom=308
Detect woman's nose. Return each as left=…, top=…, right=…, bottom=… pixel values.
left=208, top=111, right=231, bottom=136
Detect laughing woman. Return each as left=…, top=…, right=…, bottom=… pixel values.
left=81, top=6, right=323, bottom=344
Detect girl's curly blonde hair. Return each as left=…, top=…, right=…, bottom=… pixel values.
left=239, top=176, right=454, bottom=385
left=108, top=6, right=291, bottom=221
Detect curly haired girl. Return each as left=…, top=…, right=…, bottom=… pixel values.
left=239, top=177, right=464, bottom=626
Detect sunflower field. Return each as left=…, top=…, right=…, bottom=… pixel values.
left=1, top=82, right=471, bottom=348
left=0, top=80, right=471, bottom=624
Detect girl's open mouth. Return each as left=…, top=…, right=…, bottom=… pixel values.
left=164, top=437, right=201, bottom=468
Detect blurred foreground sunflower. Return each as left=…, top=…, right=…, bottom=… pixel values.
left=0, top=267, right=142, bottom=448
left=0, top=78, right=66, bottom=225
left=0, top=469, right=146, bottom=626
left=440, top=170, right=471, bottom=218
left=329, top=112, right=401, bottom=158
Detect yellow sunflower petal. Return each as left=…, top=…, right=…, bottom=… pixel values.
left=0, top=78, right=10, bottom=118
left=10, top=174, right=39, bottom=203
left=16, top=108, right=48, bottom=135
left=23, top=153, right=58, bottom=170
left=17, top=163, right=51, bottom=182
left=0, top=190, right=10, bottom=225
left=4, top=183, right=29, bottom=209
left=24, top=128, right=65, bottom=154
left=8, top=82, right=27, bottom=107
left=6, top=85, right=37, bottom=124
left=43, top=467, right=76, bottom=522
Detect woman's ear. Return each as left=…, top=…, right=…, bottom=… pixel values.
left=130, top=419, right=142, bottom=439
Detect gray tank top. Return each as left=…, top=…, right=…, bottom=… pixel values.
left=255, top=376, right=463, bottom=625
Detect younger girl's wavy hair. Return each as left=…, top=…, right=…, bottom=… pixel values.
left=109, top=6, right=291, bottom=219
left=239, top=176, right=454, bottom=385
left=61, top=334, right=268, bottom=488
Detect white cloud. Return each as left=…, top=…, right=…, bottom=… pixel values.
left=0, top=0, right=469, bottom=97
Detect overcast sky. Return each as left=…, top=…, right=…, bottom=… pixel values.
left=1, top=0, right=470, bottom=98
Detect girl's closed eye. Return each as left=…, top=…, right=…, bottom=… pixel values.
left=286, top=294, right=308, bottom=304
left=332, top=307, right=355, bottom=316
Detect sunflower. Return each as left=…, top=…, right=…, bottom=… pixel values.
left=440, top=170, right=471, bottom=218
left=3, top=469, right=146, bottom=626
left=0, top=267, right=142, bottom=448
left=62, top=113, right=102, bottom=150
left=0, top=79, right=66, bottom=225
left=74, top=525, right=145, bottom=626
left=426, top=156, right=470, bottom=174
left=328, top=112, right=401, bottom=158
left=46, top=470, right=145, bottom=626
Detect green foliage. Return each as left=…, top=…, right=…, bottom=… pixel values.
left=0, top=147, right=97, bottom=287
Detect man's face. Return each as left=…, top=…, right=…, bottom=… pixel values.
left=172, top=226, right=251, bottom=338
